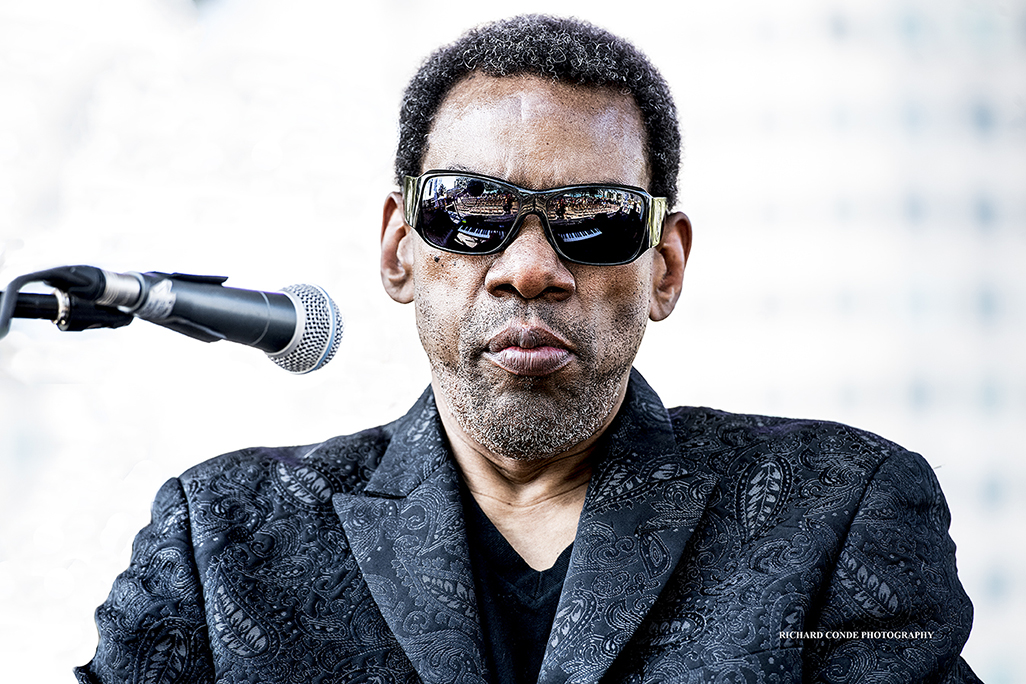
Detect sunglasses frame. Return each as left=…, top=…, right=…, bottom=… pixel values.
left=402, top=170, right=667, bottom=266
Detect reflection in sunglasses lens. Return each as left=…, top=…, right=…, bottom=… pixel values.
left=548, top=189, right=646, bottom=264
left=420, top=177, right=513, bottom=253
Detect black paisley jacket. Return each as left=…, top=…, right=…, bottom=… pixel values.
left=77, top=370, right=979, bottom=684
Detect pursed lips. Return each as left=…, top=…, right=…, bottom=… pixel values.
left=483, top=325, right=574, bottom=377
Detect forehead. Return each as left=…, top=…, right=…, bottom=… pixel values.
left=422, top=73, right=649, bottom=190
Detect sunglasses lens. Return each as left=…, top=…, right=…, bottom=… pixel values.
left=417, top=176, right=518, bottom=253
left=547, top=189, right=648, bottom=264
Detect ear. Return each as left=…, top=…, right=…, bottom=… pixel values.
left=381, top=191, right=416, bottom=304
left=649, top=211, right=692, bottom=321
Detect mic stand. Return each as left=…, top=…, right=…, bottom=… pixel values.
left=0, top=266, right=133, bottom=338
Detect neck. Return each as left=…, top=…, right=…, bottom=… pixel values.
left=432, top=377, right=628, bottom=569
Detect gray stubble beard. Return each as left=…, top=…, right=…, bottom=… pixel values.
left=421, top=300, right=645, bottom=461
left=436, top=361, right=626, bottom=461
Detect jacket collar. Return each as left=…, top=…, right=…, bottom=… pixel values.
left=363, top=387, right=451, bottom=498
left=334, top=370, right=715, bottom=684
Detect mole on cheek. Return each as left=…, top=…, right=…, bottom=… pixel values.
left=434, top=255, right=441, bottom=263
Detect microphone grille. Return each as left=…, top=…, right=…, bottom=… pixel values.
left=268, top=284, right=343, bottom=374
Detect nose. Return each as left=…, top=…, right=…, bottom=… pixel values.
left=484, top=216, right=575, bottom=301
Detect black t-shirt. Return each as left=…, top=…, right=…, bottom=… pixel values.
left=461, top=483, right=573, bottom=684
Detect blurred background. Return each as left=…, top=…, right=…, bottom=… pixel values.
left=1, top=0, right=1022, bottom=680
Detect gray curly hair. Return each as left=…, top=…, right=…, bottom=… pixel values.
left=395, top=14, right=681, bottom=207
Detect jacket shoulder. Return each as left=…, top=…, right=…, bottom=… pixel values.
left=178, top=420, right=399, bottom=502
left=665, top=405, right=919, bottom=479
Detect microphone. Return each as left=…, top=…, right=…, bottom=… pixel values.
left=0, top=266, right=343, bottom=374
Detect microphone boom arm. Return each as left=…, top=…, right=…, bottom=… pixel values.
left=0, top=266, right=133, bottom=338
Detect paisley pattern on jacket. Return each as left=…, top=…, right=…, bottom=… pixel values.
left=77, top=370, right=980, bottom=684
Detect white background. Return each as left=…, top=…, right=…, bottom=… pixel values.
left=1, top=0, right=1023, bottom=681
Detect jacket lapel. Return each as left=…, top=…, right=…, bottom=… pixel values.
left=538, top=371, right=718, bottom=684
left=333, top=389, right=490, bottom=684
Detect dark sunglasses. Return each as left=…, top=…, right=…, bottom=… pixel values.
left=402, top=171, right=667, bottom=266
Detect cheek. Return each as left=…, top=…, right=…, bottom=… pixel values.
left=412, top=251, right=487, bottom=359
left=582, top=263, right=652, bottom=362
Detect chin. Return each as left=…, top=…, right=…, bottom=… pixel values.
left=444, top=369, right=625, bottom=461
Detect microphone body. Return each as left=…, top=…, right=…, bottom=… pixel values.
left=106, top=273, right=297, bottom=352
left=97, top=270, right=342, bottom=373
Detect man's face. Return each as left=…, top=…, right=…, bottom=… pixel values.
left=403, top=74, right=657, bottom=460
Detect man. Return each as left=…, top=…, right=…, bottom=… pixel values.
left=77, top=15, right=979, bottom=684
